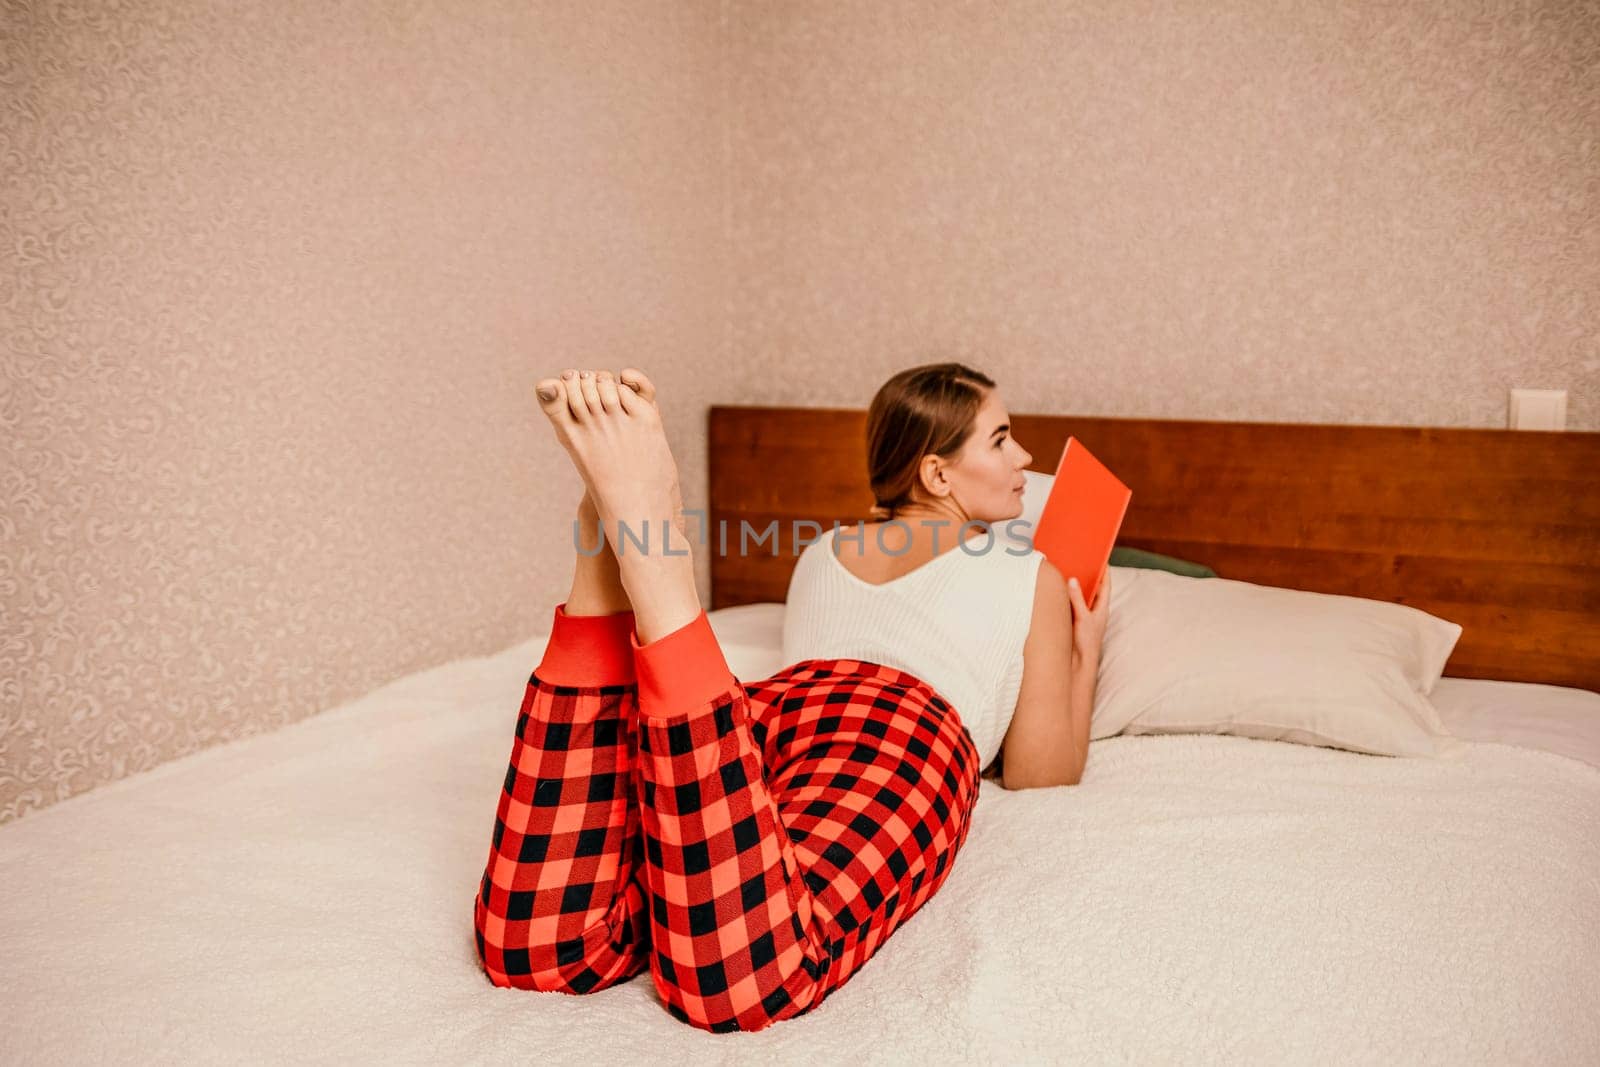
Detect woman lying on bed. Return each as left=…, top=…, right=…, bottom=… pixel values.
left=471, top=362, right=1109, bottom=1033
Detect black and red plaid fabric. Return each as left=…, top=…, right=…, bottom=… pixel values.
left=474, top=603, right=981, bottom=1033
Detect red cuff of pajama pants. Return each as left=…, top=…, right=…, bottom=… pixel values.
left=629, top=610, right=738, bottom=722
left=534, top=602, right=638, bottom=687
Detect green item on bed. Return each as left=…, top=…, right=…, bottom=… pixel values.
left=1110, top=546, right=1217, bottom=578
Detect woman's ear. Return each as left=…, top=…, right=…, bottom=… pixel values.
left=918, top=453, right=949, bottom=499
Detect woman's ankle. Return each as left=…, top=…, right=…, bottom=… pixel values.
left=564, top=591, right=633, bottom=617
left=567, top=549, right=630, bottom=616
left=618, top=554, right=701, bottom=644
left=632, top=599, right=703, bottom=646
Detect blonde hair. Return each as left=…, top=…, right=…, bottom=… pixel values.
left=865, top=362, right=996, bottom=520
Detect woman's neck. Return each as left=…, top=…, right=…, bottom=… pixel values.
left=884, top=501, right=973, bottom=532
left=869, top=504, right=993, bottom=559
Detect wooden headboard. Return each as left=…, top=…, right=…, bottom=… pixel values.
left=707, top=406, right=1600, bottom=691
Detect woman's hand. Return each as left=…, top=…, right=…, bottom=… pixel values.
left=1066, top=568, right=1111, bottom=661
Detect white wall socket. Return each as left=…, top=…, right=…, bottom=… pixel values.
left=1508, top=388, right=1567, bottom=431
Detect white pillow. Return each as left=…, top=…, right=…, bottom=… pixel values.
left=1090, top=566, right=1464, bottom=757
left=706, top=602, right=788, bottom=681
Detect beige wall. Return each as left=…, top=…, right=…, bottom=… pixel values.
left=1, top=0, right=727, bottom=824
left=4, top=1, right=1596, bottom=824
left=723, top=1, right=1598, bottom=426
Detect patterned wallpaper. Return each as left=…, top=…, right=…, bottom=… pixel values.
left=723, top=1, right=1599, bottom=427
left=1, top=0, right=727, bottom=824
left=4, top=0, right=1596, bottom=825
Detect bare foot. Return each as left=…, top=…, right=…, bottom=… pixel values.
left=535, top=369, right=682, bottom=538
left=611, top=368, right=683, bottom=518
left=535, top=368, right=700, bottom=643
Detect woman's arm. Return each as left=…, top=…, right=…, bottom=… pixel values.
left=999, top=563, right=1110, bottom=790
left=1064, top=642, right=1101, bottom=769
left=1000, top=560, right=1083, bottom=788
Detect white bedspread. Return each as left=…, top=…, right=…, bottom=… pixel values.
left=3, top=620, right=1598, bottom=1065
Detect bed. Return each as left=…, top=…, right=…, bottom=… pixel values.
left=4, top=408, right=1598, bottom=1065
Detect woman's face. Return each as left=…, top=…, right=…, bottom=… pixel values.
left=939, top=389, right=1033, bottom=524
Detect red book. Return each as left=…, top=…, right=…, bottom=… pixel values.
left=1029, top=437, right=1132, bottom=610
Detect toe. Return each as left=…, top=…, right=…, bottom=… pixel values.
left=535, top=377, right=569, bottom=419
left=578, top=370, right=605, bottom=417
left=562, top=370, right=588, bottom=422
left=594, top=370, right=622, bottom=413
left=619, top=368, right=656, bottom=404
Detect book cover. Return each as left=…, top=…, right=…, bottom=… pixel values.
left=1029, top=437, right=1132, bottom=610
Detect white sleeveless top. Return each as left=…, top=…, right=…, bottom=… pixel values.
left=780, top=527, right=1045, bottom=770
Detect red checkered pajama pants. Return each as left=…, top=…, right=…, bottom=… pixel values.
left=472, top=603, right=981, bottom=1032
